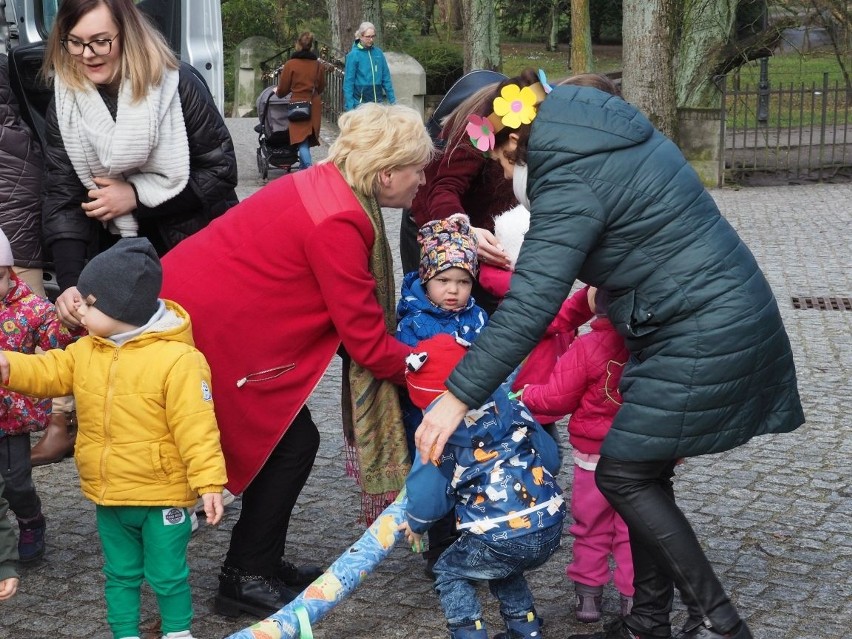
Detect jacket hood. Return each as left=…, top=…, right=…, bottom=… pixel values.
left=529, top=85, right=654, bottom=165
left=444, top=385, right=520, bottom=447
left=91, top=299, right=194, bottom=349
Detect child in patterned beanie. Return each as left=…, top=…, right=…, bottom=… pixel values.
left=396, top=214, right=489, bottom=576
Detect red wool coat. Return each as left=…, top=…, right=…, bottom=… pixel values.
left=160, top=163, right=409, bottom=494
left=522, top=317, right=628, bottom=455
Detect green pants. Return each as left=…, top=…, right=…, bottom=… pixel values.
left=96, top=505, right=193, bottom=639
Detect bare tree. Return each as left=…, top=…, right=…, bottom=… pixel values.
left=461, top=0, right=500, bottom=72
left=571, top=0, right=593, bottom=72
left=622, top=0, right=678, bottom=136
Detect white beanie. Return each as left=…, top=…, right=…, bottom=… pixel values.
left=0, top=229, right=13, bottom=267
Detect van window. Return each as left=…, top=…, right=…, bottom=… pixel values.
left=36, top=0, right=181, bottom=55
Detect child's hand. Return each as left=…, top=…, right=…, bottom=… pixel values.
left=397, top=521, right=424, bottom=553
left=200, top=492, right=224, bottom=526
left=0, top=353, right=10, bottom=385
left=0, top=576, right=19, bottom=600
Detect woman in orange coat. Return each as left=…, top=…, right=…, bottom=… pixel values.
left=276, top=31, right=325, bottom=169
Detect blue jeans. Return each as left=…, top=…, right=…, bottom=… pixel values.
left=433, top=521, right=563, bottom=629
left=297, top=140, right=312, bottom=168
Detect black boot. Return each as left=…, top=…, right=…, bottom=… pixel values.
left=276, top=558, right=323, bottom=589
left=214, top=566, right=298, bottom=618
left=676, top=621, right=753, bottom=639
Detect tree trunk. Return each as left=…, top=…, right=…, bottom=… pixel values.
left=622, top=0, right=678, bottom=137
left=675, top=0, right=738, bottom=109
left=364, top=0, right=384, bottom=45
left=571, top=0, right=593, bottom=72
left=547, top=0, right=560, bottom=52
left=461, top=0, right=500, bottom=72
left=421, top=0, right=438, bottom=35
left=442, top=0, right=463, bottom=31
left=327, top=0, right=363, bottom=56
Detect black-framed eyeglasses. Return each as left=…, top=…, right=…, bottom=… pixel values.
left=361, top=33, right=376, bottom=39
left=61, top=34, right=118, bottom=56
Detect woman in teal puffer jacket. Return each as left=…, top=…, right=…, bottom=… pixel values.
left=414, top=70, right=804, bottom=639
left=343, top=22, right=396, bottom=111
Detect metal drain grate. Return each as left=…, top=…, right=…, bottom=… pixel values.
left=791, top=296, right=851, bottom=311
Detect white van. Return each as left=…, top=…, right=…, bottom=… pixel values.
left=1, top=0, right=226, bottom=142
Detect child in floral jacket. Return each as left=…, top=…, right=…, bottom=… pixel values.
left=0, top=229, right=80, bottom=564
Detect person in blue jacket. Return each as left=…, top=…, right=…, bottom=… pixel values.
left=343, top=21, right=396, bottom=111
left=415, top=69, right=804, bottom=639
left=399, top=332, right=564, bottom=639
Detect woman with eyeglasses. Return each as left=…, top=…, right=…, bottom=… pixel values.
left=41, top=0, right=238, bottom=330
left=343, top=21, right=396, bottom=112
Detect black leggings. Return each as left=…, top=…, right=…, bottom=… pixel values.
left=225, top=406, right=320, bottom=576
left=595, top=457, right=741, bottom=638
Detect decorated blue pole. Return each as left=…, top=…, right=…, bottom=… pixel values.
left=225, top=489, right=409, bottom=639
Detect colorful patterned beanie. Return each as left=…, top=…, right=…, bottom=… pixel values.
left=417, top=214, right=479, bottom=283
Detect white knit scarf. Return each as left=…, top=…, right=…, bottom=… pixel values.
left=55, top=69, right=190, bottom=236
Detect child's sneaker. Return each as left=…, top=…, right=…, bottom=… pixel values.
left=17, top=513, right=46, bottom=563
left=162, top=632, right=196, bottom=639
left=494, top=611, right=542, bottom=638
left=450, top=620, right=489, bottom=639
left=574, top=582, right=603, bottom=623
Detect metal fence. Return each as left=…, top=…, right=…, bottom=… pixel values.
left=719, top=72, right=852, bottom=185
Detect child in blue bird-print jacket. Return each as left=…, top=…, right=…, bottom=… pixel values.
left=0, top=229, right=81, bottom=564
left=399, top=332, right=565, bottom=639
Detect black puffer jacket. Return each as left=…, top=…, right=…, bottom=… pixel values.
left=446, top=85, right=804, bottom=462
left=41, top=63, right=238, bottom=290
left=0, top=54, right=44, bottom=268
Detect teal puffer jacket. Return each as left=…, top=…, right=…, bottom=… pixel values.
left=446, top=85, right=804, bottom=461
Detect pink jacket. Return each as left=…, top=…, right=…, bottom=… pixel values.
left=521, top=317, right=628, bottom=455
left=478, top=266, right=592, bottom=423
left=0, top=274, right=80, bottom=435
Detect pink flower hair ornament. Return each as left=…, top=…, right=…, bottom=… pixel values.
left=465, top=81, right=548, bottom=153
left=466, top=114, right=496, bottom=153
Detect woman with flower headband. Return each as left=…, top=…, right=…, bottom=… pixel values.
left=415, top=68, right=803, bottom=639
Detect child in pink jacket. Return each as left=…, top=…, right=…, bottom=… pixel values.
left=518, top=286, right=634, bottom=624
left=478, top=205, right=592, bottom=441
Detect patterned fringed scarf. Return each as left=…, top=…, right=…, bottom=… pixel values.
left=342, top=191, right=410, bottom=524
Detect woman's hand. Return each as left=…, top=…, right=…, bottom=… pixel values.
left=472, top=226, right=511, bottom=269
left=55, top=287, right=84, bottom=328
left=82, top=177, right=137, bottom=222
left=415, top=391, right=469, bottom=463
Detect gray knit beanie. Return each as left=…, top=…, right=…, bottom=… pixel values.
left=77, top=238, right=162, bottom=326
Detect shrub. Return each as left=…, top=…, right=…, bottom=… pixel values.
left=404, top=41, right=464, bottom=94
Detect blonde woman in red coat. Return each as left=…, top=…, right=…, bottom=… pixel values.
left=161, top=103, right=434, bottom=619
left=276, top=32, right=325, bottom=169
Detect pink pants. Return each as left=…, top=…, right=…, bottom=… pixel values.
left=567, top=464, right=634, bottom=595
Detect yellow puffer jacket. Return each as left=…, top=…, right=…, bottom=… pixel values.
left=3, top=300, right=226, bottom=507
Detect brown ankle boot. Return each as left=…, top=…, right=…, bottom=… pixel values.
left=31, top=410, right=77, bottom=466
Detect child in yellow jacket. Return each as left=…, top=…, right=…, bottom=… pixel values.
left=0, top=238, right=227, bottom=639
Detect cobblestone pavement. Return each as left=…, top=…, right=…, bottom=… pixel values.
left=2, top=117, right=850, bottom=639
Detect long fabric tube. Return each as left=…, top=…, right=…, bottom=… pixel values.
left=226, top=490, right=408, bottom=639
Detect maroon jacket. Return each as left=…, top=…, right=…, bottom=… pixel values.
left=522, top=317, right=628, bottom=455
left=410, top=131, right=515, bottom=231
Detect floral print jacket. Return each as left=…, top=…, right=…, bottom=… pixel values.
left=0, top=274, right=80, bottom=436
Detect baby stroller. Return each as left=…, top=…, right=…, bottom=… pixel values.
left=255, top=85, right=300, bottom=179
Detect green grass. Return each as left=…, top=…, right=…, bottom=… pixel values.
left=725, top=50, right=850, bottom=129
left=500, top=42, right=622, bottom=79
